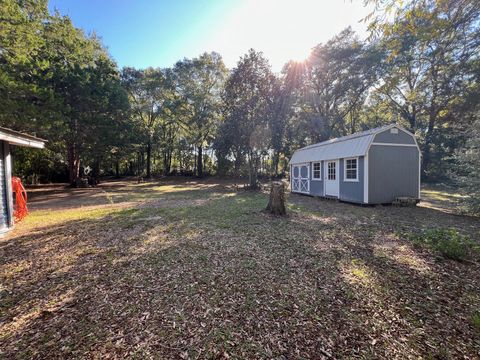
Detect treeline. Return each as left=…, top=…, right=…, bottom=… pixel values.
left=1, top=0, right=479, bottom=210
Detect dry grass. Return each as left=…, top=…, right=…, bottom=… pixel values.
left=1, top=179, right=479, bottom=359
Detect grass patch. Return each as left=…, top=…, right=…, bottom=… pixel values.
left=472, top=312, right=480, bottom=333
left=422, top=189, right=465, bottom=201
left=409, top=228, right=478, bottom=261
left=23, top=207, right=128, bottom=228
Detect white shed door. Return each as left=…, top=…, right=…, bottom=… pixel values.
left=291, top=164, right=309, bottom=194
left=325, top=160, right=339, bottom=197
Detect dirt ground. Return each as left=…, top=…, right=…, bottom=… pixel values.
left=1, top=178, right=479, bottom=359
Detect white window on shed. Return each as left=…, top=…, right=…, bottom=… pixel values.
left=312, top=162, right=321, bottom=180
left=344, top=157, right=358, bottom=181
left=327, top=162, right=336, bottom=180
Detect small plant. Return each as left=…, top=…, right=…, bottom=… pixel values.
left=472, top=312, right=480, bottom=332
left=409, top=228, right=477, bottom=261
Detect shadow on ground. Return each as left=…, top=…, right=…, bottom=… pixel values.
left=1, top=179, right=479, bottom=358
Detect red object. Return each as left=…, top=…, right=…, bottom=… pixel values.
left=11, top=177, right=28, bottom=222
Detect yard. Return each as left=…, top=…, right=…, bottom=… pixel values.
left=1, top=178, right=479, bottom=359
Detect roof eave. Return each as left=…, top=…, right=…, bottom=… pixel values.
left=6, top=137, right=45, bottom=149
left=0, top=127, right=46, bottom=148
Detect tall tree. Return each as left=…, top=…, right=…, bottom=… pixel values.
left=291, top=28, right=381, bottom=143
left=121, top=67, right=170, bottom=178
left=221, top=49, right=277, bottom=188
left=174, top=52, right=227, bottom=177
left=1, top=1, right=129, bottom=184
left=368, top=0, right=480, bottom=178
left=0, top=0, right=49, bottom=126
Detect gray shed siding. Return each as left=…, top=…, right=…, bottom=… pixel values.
left=368, top=145, right=420, bottom=204
left=309, top=161, right=324, bottom=196
left=339, top=156, right=365, bottom=203
left=0, top=141, right=9, bottom=230
left=373, top=128, right=416, bottom=144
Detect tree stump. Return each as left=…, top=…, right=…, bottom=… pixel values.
left=266, top=181, right=287, bottom=215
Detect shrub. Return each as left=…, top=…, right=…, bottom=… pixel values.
left=410, top=228, right=477, bottom=261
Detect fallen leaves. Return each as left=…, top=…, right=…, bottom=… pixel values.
left=0, top=179, right=479, bottom=359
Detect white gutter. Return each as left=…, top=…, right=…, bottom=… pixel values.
left=0, top=133, right=45, bottom=148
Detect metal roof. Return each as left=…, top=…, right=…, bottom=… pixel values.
left=0, top=127, right=46, bottom=149
left=289, top=124, right=402, bottom=164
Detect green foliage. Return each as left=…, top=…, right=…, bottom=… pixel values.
left=0, top=0, right=129, bottom=183
left=454, top=118, right=480, bottom=215
left=173, top=52, right=227, bottom=177
left=0, top=0, right=49, bottom=124
left=369, top=0, right=479, bottom=181
left=121, top=67, right=174, bottom=177
left=286, top=28, right=383, bottom=143
left=409, top=228, right=478, bottom=261
left=218, top=49, right=277, bottom=187
left=472, top=312, right=480, bottom=332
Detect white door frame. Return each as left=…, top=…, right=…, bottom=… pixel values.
left=324, top=159, right=339, bottom=197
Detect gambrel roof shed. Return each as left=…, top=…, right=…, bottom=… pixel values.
left=289, top=124, right=421, bottom=204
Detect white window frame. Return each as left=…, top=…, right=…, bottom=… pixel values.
left=311, top=162, right=322, bottom=181
left=344, top=157, right=359, bottom=182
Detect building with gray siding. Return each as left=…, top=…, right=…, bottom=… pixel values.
left=0, top=128, right=45, bottom=235
left=288, top=124, right=421, bottom=204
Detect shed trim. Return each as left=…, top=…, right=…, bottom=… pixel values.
left=0, top=127, right=46, bottom=149
left=3, top=142, right=13, bottom=227
left=364, top=153, right=369, bottom=203
left=418, top=153, right=421, bottom=199
left=371, top=142, right=418, bottom=147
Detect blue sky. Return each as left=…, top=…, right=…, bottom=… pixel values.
left=48, top=0, right=373, bottom=72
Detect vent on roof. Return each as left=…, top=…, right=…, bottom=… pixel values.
left=390, top=128, right=399, bottom=134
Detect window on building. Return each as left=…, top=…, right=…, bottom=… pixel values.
left=312, top=162, right=321, bottom=180
left=328, top=162, right=336, bottom=180
left=345, top=158, right=358, bottom=181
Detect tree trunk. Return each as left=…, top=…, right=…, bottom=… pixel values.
left=266, top=181, right=286, bottom=215
left=422, top=131, right=433, bottom=179
left=197, top=145, right=203, bottom=177
left=203, top=149, right=207, bottom=175
left=91, top=160, right=101, bottom=185
left=115, top=160, right=120, bottom=178
left=137, top=152, right=141, bottom=176
left=146, top=140, right=152, bottom=178
left=422, top=114, right=436, bottom=179
left=193, top=146, right=197, bottom=175
left=273, top=151, right=279, bottom=177
left=162, top=152, right=166, bottom=176
left=248, top=151, right=259, bottom=189
left=162, top=149, right=172, bottom=176
left=67, top=142, right=80, bottom=185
